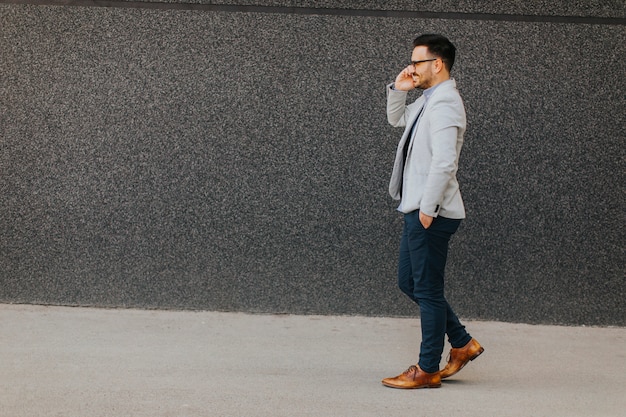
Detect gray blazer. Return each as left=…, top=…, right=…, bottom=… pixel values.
left=387, top=79, right=467, bottom=218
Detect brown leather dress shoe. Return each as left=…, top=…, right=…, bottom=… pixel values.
left=382, top=365, right=441, bottom=389
left=440, top=338, right=484, bottom=379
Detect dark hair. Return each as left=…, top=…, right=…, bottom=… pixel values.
left=413, top=34, right=456, bottom=72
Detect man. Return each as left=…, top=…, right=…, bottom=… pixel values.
left=381, top=34, right=483, bottom=389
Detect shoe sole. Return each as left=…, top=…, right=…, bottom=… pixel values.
left=381, top=381, right=442, bottom=389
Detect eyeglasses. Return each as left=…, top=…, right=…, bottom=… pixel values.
left=410, top=58, right=438, bottom=67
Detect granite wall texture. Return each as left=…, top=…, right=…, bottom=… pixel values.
left=1, top=1, right=624, bottom=325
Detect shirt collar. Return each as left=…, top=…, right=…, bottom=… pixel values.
left=423, top=79, right=452, bottom=100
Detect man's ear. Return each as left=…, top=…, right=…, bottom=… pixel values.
left=434, top=58, right=445, bottom=73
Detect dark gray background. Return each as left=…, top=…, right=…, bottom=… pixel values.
left=1, top=1, right=624, bottom=325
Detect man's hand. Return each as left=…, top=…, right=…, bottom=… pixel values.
left=419, top=211, right=433, bottom=229
left=394, top=66, right=416, bottom=91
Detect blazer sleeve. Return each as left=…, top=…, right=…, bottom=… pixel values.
left=420, top=96, right=465, bottom=217
left=386, top=83, right=409, bottom=127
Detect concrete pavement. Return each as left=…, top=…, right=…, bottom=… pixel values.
left=1, top=304, right=624, bottom=417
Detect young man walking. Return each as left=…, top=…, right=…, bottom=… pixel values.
left=382, top=34, right=483, bottom=389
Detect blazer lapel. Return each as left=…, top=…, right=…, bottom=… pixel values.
left=389, top=99, right=426, bottom=200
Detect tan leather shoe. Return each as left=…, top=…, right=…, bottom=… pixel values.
left=382, top=365, right=441, bottom=389
left=440, top=338, right=484, bottom=379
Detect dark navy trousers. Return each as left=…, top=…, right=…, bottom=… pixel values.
left=397, top=210, right=472, bottom=373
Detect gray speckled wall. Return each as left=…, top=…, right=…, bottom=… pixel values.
left=1, top=1, right=625, bottom=325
